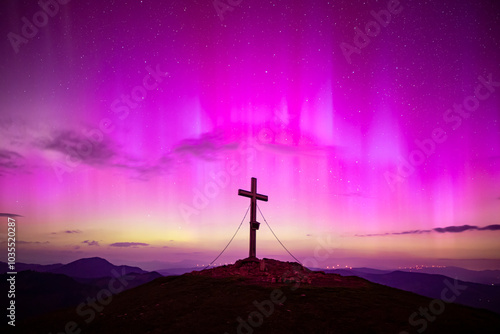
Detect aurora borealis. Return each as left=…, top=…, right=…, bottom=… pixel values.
left=0, top=0, right=499, bottom=270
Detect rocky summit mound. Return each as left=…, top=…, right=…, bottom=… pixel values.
left=21, top=258, right=500, bottom=334
left=188, top=257, right=367, bottom=287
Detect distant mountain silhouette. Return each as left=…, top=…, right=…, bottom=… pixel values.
left=343, top=267, right=392, bottom=275
left=1, top=257, right=147, bottom=279
left=51, top=257, right=147, bottom=278
left=399, top=266, right=500, bottom=285
left=1, top=258, right=161, bottom=322
left=329, top=269, right=500, bottom=314
left=0, top=261, right=64, bottom=273
left=156, top=267, right=199, bottom=276
left=21, top=258, right=500, bottom=334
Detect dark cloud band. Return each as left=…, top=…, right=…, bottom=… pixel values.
left=0, top=213, right=22, bottom=217
left=109, top=242, right=149, bottom=247
left=357, top=224, right=500, bottom=237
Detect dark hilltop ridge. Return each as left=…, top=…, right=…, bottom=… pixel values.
left=190, top=257, right=366, bottom=287
left=21, top=257, right=500, bottom=334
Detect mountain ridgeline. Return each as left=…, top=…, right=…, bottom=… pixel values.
left=0, top=257, right=161, bottom=322
left=17, top=258, right=500, bottom=333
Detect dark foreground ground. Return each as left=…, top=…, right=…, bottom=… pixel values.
left=21, top=272, right=500, bottom=334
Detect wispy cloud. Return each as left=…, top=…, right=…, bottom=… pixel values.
left=51, top=230, right=82, bottom=234
left=356, top=224, right=500, bottom=237
left=112, top=154, right=173, bottom=181
left=82, top=240, right=100, bottom=246
left=42, top=127, right=240, bottom=178
left=64, top=230, right=82, bottom=234
left=434, top=225, right=477, bottom=233
left=1, top=121, right=328, bottom=181
left=0, top=213, right=22, bottom=217
left=173, top=130, right=234, bottom=161
left=478, top=225, right=500, bottom=231
left=39, top=128, right=178, bottom=180
left=109, top=242, right=150, bottom=247
left=39, top=129, right=116, bottom=165
left=0, top=149, right=25, bottom=176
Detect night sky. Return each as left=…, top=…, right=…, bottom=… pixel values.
left=1, top=0, right=499, bottom=270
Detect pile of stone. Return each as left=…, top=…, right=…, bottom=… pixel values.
left=188, top=258, right=329, bottom=285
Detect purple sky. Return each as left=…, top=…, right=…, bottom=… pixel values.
left=0, top=0, right=499, bottom=270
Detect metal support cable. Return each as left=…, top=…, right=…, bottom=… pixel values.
left=203, top=204, right=250, bottom=269
left=257, top=205, right=302, bottom=265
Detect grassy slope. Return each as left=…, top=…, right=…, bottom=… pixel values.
left=22, top=275, right=500, bottom=334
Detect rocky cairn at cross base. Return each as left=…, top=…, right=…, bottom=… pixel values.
left=188, top=258, right=366, bottom=287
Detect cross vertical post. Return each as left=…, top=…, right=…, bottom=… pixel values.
left=238, top=177, right=268, bottom=258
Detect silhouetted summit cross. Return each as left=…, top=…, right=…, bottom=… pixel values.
left=238, top=177, right=268, bottom=259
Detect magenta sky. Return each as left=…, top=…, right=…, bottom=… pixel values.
left=1, top=0, right=499, bottom=270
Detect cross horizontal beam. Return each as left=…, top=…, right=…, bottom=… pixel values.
left=238, top=189, right=268, bottom=202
